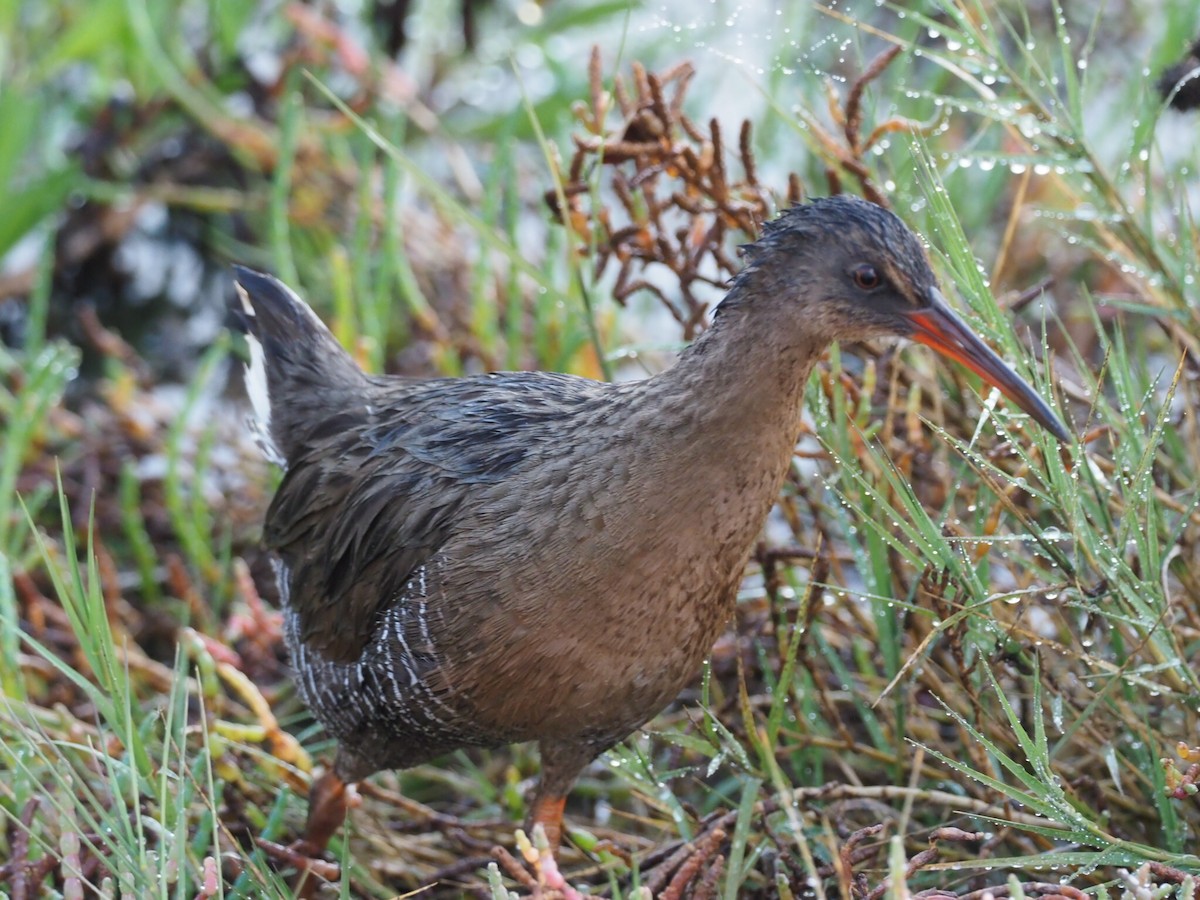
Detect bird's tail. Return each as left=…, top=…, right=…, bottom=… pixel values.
left=230, top=266, right=370, bottom=465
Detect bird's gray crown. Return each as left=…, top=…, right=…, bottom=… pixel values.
left=717, top=195, right=938, bottom=324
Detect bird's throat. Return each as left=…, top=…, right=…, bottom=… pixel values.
left=632, top=319, right=822, bottom=564
left=658, top=316, right=820, bottom=461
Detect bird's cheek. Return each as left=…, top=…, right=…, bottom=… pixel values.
left=840, top=309, right=905, bottom=344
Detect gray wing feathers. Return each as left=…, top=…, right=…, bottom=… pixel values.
left=264, top=372, right=607, bottom=662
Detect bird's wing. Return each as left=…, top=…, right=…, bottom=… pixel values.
left=264, top=371, right=606, bottom=663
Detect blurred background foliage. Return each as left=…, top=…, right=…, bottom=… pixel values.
left=2, top=0, right=1200, bottom=897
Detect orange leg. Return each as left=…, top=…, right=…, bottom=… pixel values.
left=528, top=792, right=567, bottom=849
left=532, top=738, right=599, bottom=852
left=293, top=770, right=359, bottom=897
left=300, top=770, right=357, bottom=855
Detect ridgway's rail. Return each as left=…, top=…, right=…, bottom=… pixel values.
left=231, top=194, right=1069, bottom=885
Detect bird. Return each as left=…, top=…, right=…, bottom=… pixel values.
left=231, top=194, right=1069, bottom=865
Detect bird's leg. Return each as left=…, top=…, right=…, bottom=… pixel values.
left=528, top=792, right=568, bottom=849
left=298, top=769, right=359, bottom=856
left=289, top=768, right=362, bottom=898
left=529, top=739, right=601, bottom=851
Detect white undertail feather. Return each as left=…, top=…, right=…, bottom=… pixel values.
left=234, top=281, right=285, bottom=466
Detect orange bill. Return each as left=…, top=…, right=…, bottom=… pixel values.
left=905, top=288, right=1070, bottom=442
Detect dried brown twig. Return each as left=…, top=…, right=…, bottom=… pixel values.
left=548, top=48, right=796, bottom=339
left=802, top=44, right=941, bottom=205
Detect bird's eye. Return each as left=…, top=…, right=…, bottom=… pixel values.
left=851, top=264, right=882, bottom=291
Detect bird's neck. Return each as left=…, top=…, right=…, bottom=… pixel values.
left=654, top=306, right=821, bottom=449
left=634, top=305, right=822, bottom=555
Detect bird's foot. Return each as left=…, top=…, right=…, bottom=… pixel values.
left=254, top=840, right=340, bottom=897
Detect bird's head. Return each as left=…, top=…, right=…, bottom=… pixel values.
left=722, top=195, right=1069, bottom=441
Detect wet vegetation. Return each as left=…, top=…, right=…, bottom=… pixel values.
left=2, top=0, right=1200, bottom=897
